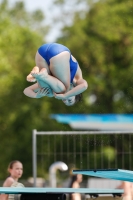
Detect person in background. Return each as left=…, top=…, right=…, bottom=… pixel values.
left=0, top=160, right=24, bottom=200
left=69, top=174, right=83, bottom=200
left=117, top=181, right=133, bottom=200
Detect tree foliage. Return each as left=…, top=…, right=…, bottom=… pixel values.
left=0, top=0, right=66, bottom=179
left=0, top=0, right=133, bottom=179
left=57, top=0, right=133, bottom=113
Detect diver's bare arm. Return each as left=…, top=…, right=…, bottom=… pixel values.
left=23, top=82, right=53, bottom=98
left=54, top=79, right=88, bottom=100
left=64, top=79, right=88, bottom=98
left=23, top=83, right=39, bottom=98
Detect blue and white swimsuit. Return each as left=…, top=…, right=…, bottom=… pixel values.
left=38, top=43, right=78, bottom=83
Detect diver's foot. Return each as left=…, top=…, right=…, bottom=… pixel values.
left=26, top=74, right=36, bottom=82
left=27, top=66, right=39, bottom=82
left=31, top=68, right=48, bottom=80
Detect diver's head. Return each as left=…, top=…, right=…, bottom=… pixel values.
left=62, top=93, right=82, bottom=106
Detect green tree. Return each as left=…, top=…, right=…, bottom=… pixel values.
left=1, top=0, right=133, bottom=180
left=56, top=0, right=133, bottom=113
left=0, top=0, right=62, bottom=179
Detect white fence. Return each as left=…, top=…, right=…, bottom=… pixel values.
left=32, top=130, right=133, bottom=187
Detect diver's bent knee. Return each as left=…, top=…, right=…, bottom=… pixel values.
left=56, top=83, right=66, bottom=93
left=83, top=81, right=88, bottom=90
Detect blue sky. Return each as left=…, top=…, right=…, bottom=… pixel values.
left=1, top=0, right=87, bottom=42
left=0, top=0, right=60, bottom=41
left=9, top=0, right=52, bottom=10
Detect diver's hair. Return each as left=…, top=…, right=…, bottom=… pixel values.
left=75, top=93, right=83, bottom=104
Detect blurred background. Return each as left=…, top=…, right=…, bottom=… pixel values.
left=0, top=0, right=133, bottom=194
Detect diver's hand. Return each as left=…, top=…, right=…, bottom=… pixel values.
left=53, top=92, right=65, bottom=100
left=36, top=88, right=52, bottom=98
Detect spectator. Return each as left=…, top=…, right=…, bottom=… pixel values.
left=117, top=181, right=133, bottom=200
left=0, top=160, right=24, bottom=200
left=69, top=174, right=83, bottom=200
